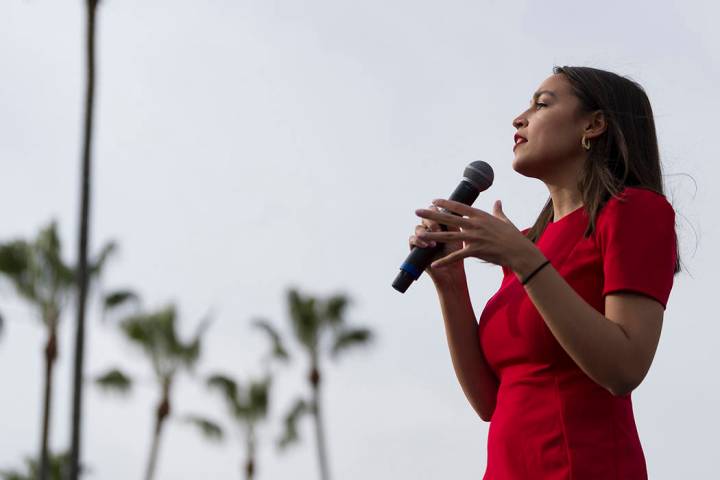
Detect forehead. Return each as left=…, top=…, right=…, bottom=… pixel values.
left=533, top=73, right=569, bottom=98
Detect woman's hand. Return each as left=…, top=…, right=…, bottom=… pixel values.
left=414, top=198, right=537, bottom=271
left=408, top=205, right=466, bottom=285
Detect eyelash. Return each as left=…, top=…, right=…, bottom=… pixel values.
left=534, top=102, right=547, bottom=110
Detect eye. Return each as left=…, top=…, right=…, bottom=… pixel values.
left=534, top=102, right=547, bottom=110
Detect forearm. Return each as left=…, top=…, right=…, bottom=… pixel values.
left=512, top=248, right=635, bottom=396
left=433, top=269, right=499, bottom=421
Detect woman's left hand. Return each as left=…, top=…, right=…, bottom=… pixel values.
left=415, top=198, right=537, bottom=270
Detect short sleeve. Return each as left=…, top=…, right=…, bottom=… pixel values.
left=597, top=188, right=677, bottom=309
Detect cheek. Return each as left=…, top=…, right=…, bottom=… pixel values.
left=531, top=121, right=578, bottom=158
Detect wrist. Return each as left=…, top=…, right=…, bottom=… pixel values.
left=431, top=265, right=468, bottom=291
left=510, top=244, right=548, bottom=283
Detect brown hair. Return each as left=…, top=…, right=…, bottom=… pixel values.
left=525, top=66, right=681, bottom=275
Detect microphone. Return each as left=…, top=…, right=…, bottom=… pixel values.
left=392, top=161, right=494, bottom=293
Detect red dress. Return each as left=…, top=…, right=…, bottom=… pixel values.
left=478, top=186, right=677, bottom=479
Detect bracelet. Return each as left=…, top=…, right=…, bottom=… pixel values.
left=521, top=259, right=551, bottom=286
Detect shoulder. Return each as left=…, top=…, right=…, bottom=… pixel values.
left=596, top=186, right=676, bottom=245
left=598, top=186, right=675, bottom=226
left=605, top=185, right=672, bottom=209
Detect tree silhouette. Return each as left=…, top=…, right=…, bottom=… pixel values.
left=0, top=451, right=77, bottom=480
left=96, top=296, right=221, bottom=480
left=206, top=320, right=289, bottom=479
left=276, top=289, right=374, bottom=480
left=0, top=222, right=113, bottom=480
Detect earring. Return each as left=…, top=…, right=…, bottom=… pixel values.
left=581, top=135, right=591, bottom=151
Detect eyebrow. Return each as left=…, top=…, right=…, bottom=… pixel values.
left=529, top=90, right=558, bottom=105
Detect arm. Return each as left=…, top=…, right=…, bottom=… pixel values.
left=512, top=248, right=664, bottom=397
left=433, top=268, right=499, bottom=421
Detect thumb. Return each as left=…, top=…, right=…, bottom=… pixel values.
left=493, top=200, right=516, bottom=227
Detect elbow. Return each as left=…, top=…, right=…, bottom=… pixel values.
left=608, top=377, right=640, bottom=397
left=470, top=402, right=494, bottom=422
left=608, top=385, right=633, bottom=397
left=478, top=405, right=495, bottom=422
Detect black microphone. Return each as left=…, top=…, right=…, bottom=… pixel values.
left=392, top=161, right=494, bottom=293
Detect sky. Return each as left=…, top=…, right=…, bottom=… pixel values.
left=1, top=0, right=718, bottom=478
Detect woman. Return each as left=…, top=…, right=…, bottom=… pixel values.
left=409, top=66, right=680, bottom=479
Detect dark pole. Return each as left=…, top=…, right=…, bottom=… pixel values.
left=68, top=1, right=98, bottom=478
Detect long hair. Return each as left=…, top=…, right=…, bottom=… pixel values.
left=524, top=66, right=681, bottom=275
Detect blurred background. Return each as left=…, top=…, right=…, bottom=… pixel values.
left=0, top=0, right=717, bottom=478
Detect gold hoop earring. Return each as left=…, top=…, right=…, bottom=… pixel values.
left=581, top=135, right=591, bottom=151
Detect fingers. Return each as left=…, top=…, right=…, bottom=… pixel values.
left=431, top=198, right=491, bottom=220
left=409, top=225, right=437, bottom=249
left=409, top=203, right=466, bottom=251
left=415, top=206, right=475, bottom=229
left=431, top=247, right=470, bottom=268
left=416, top=230, right=465, bottom=242
left=409, top=205, right=443, bottom=250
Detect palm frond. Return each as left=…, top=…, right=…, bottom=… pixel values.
left=36, top=222, right=74, bottom=288
left=207, top=374, right=241, bottom=406
left=0, top=241, right=31, bottom=276
left=277, top=397, right=309, bottom=450
left=119, top=304, right=209, bottom=381
left=253, top=318, right=290, bottom=362
left=179, top=313, right=212, bottom=371
left=102, top=289, right=141, bottom=322
left=182, top=414, right=224, bottom=442
left=120, top=311, right=159, bottom=352
left=323, top=294, right=350, bottom=328
left=330, top=327, right=373, bottom=359
left=246, top=375, right=271, bottom=420
left=0, top=240, right=38, bottom=303
left=119, top=309, right=169, bottom=377
left=287, top=288, right=319, bottom=350
left=0, top=450, right=73, bottom=480
left=94, top=368, right=132, bottom=394
left=103, top=289, right=140, bottom=311
left=89, top=240, right=117, bottom=277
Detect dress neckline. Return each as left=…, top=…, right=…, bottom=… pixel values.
left=548, top=204, right=585, bottom=226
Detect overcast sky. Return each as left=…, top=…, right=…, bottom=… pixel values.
left=1, top=1, right=718, bottom=478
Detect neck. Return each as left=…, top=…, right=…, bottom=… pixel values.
left=543, top=165, right=584, bottom=222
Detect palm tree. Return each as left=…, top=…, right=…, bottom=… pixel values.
left=0, top=222, right=114, bottom=480
left=206, top=320, right=289, bottom=480
left=276, top=289, right=374, bottom=480
left=207, top=374, right=270, bottom=480
left=0, top=451, right=75, bottom=480
left=68, top=1, right=101, bottom=478
left=96, top=299, right=221, bottom=480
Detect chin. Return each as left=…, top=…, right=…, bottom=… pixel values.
left=512, top=154, right=542, bottom=179
left=513, top=150, right=560, bottom=180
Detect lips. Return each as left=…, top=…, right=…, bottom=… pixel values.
left=513, top=133, right=527, bottom=151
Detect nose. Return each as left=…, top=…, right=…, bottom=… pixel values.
left=512, top=115, right=527, bottom=129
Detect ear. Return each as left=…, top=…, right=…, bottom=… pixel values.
left=584, top=110, right=607, bottom=140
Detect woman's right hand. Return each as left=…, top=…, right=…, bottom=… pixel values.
left=408, top=205, right=467, bottom=285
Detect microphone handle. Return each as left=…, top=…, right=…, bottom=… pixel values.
left=392, top=180, right=481, bottom=293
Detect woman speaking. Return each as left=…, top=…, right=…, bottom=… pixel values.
left=409, top=66, right=680, bottom=479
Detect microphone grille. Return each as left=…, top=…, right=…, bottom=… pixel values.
left=463, top=161, right=494, bottom=192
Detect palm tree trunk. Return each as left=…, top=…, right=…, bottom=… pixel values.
left=309, top=365, right=330, bottom=480
left=144, top=388, right=170, bottom=480
left=68, top=1, right=99, bottom=479
left=144, top=417, right=165, bottom=480
left=244, top=426, right=256, bottom=480
left=38, top=327, right=58, bottom=480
